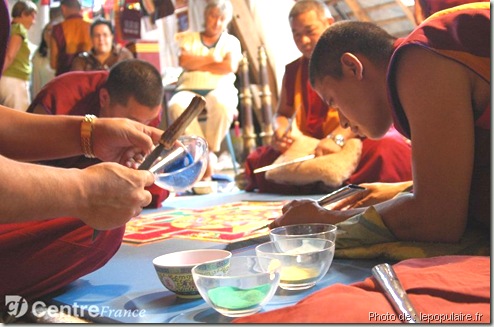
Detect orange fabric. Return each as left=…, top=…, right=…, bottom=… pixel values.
left=233, top=255, right=490, bottom=323
left=52, top=14, right=92, bottom=75
left=293, top=64, right=339, bottom=137
left=61, top=17, right=92, bottom=54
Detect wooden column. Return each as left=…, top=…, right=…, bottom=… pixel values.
left=238, top=52, right=257, bottom=163
left=230, top=0, right=278, bottom=110
left=257, top=45, right=273, bottom=146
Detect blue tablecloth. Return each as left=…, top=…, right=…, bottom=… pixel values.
left=44, top=191, right=389, bottom=323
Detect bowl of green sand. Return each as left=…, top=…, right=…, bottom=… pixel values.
left=191, top=256, right=281, bottom=317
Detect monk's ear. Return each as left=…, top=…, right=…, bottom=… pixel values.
left=326, top=17, right=335, bottom=25
left=99, top=88, right=110, bottom=108
left=340, top=52, right=364, bottom=80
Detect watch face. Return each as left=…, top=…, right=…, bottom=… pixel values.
left=334, top=134, right=345, bottom=147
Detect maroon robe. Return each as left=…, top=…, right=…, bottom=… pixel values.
left=388, top=2, right=491, bottom=229
left=244, top=57, right=413, bottom=194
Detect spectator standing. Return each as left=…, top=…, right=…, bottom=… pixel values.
left=50, top=0, right=92, bottom=76
left=0, top=0, right=37, bottom=111
left=70, top=18, right=134, bottom=72
left=31, top=23, right=55, bottom=97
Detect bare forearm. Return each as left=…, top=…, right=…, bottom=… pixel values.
left=180, top=54, right=235, bottom=74
left=373, top=192, right=466, bottom=243
left=0, top=108, right=83, bottom=161
left=179, top=53, right=216, bottom=70
left=2, top=55, right=13, bottom=72
left=0, top=157, right=83, bottom=222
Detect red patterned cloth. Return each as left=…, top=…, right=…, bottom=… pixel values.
left=233, top=255, right=490, bottom=323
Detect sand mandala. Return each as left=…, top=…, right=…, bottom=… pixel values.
left=123, top=201, right=285, bottom=244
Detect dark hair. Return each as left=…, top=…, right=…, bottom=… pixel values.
left=105, top=59, right=164, bottom=108
left=90, top=17, right=114, bottom=36
left=61, top=0, right=81, bottom=10
left=37, top=24, right=51, bottom=57
left=309, top=21, right=396, bottom=85
left=11, top=0, right=37, bottom=18
left=289, top=0, right=332, bottom=21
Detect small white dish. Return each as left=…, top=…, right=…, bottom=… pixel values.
left=192, top=181, right=218, bottom=195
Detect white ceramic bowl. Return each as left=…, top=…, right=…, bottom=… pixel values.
left=192, top=256, right=281, bottom=317
left=192, top=180, right=218, bottom=195
left=152, top=249, right=232, bottom=299
left=255, top=238, right=335, bottom=290
left=269, top=223, right=337, bottom=242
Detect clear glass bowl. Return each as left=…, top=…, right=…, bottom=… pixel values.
left=151, top=135, right=208, bottom=192
left=269, top=223, right=337, bottom=242
left=192, top=256, right=281, bottom=317
left=255, top=238, right=335, bottom=291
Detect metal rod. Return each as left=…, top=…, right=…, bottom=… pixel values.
left=372, top=263, right=422, bottom=323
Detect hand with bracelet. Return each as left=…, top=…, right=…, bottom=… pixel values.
left=82, top=115, right=163, bottom=169
left=0, top=107, right=163, bottom=228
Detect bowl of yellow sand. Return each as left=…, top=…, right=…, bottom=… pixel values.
left=255, top=238, right=335, bottom=291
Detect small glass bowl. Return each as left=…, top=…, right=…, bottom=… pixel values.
left=269, top=223, right=337, bottom=242
left=192, top=256, right=281, bottom=317
left=255, top=238, right=335, bottom=291
left=152, top=135, right=208, bottom=192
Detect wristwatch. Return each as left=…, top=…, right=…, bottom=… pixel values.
left=328, top=134, right=345, bottom=147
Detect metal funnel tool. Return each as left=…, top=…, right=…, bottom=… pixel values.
left=372, top=263, right=422, bottom=323
left=139, top=95, right=206, bottom=171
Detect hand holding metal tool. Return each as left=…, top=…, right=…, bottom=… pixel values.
left=93, top=95, right=206, bottom=242
left=253, top=184, right=366, bottom=232
left=372, top=263, right=422, bottom=323
left=317, top=184, right=366, bottom=207
left=138, top=95, right=206, bottom=171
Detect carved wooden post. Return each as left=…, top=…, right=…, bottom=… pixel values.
left=258, top=45, right=273, bottom=145
left=238, top=52, right=257, bottom=163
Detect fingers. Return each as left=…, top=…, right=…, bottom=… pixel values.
left=269, top=219, right=280, bottom=229
left=330, top=195, right=359, bottom=210
left=126, top=123, right=158, bottom=152
left=281, top=199, right=314, bottom=214
left=121, top=148, right=148, bottom=168
left=314, top=147, right=324, bottom=157
left=143, top=170, right=156, bottom=186
left=133, top=206, right=144, bottom=218
left=135, top=176, right=154, bottom=215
